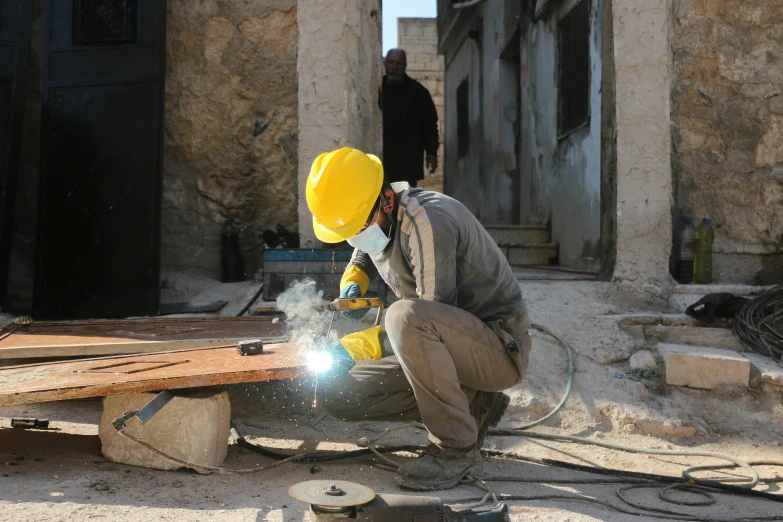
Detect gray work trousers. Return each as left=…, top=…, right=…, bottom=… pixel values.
left=318, top=299, right=531, bottom=448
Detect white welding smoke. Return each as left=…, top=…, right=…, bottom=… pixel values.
left=275, top=279, right=334, bottom=351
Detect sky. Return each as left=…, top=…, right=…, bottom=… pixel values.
left=382, top=0, right=437, bottom=55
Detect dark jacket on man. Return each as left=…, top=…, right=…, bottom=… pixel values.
left=380, top=74, right=439, bottom=186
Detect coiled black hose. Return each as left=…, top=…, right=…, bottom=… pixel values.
left=733, top=284, right=783, bottom=366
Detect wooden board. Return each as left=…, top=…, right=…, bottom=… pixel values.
left=0, top=343, right=305, bottom=406
left=0, top=317, right=287, bottom=359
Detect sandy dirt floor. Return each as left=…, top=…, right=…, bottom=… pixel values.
left=1, top=278, right=782, bottom=521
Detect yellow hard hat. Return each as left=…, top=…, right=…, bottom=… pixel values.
left=306, top=148, right=384, bottom=243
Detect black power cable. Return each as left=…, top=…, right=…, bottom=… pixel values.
left=113, top=406, right=783, bottom=520
left=733, top=284, right=783, bottom=365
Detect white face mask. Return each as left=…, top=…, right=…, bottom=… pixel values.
left=347, top=222, right=392, bottom=254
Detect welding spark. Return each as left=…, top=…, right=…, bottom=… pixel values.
left=306, top=351, right=334, bottom=374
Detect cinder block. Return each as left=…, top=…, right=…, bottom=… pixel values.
left=658, top=343, right=750, bottom=390
left=99, top=390, right=231, bottom=472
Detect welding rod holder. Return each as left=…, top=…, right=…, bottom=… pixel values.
left=328, top=298, right=384, bottom=327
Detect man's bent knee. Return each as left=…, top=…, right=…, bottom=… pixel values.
left=385, top=299, right=429, bottom=351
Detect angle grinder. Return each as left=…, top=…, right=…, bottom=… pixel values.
left=289, top=480, right=509, bottom=521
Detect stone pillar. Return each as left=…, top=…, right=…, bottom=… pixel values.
left=297, top=0, right=383, bottom=247
left=611, top=0, right=673, bottom=286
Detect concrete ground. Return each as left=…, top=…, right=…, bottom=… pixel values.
left=1, top=276, right=782, bottom=520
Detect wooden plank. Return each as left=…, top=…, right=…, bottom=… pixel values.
left=0, top=338, right=280, bottom=359
left=0, top=317, right=287, bottom=359
left=0, top=343, right=305, bottom=406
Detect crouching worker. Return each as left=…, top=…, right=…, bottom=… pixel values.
left=306, top=148, right=532, bottom=491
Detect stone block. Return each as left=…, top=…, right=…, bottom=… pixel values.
left=611, top=313, right=662, bottom=326
left=742, top=353, right=783, bottom=387
left=658, top=343, right=750, bottom=389
left=630, top=350, right=659, bottom=370
left=661, top=314, right=705, bottom=326
left=99, top=390, right=231, bottom=472
left=644, top=325, right=744, bottom=351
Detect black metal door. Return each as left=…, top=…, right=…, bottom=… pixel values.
left=35, top=0, right=166, bottom=319
left=0, top=1, right=34, bottom=302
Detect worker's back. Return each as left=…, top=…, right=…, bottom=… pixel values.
left=349, top=183, right=530, bottom=336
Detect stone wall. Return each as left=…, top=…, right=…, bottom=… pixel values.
left=671, top=0, right=783, bottom=284
left=163, top=0, right=299, bottom=275
left=397, top=18, right=444, bottom=192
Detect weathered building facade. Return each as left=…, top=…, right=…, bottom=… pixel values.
left=670, top=0, right=783, bottom=284
left=3, top=0, right=382, bottom=316
left=163, top=0, right=300, bottom=274
left=437, top=0, right=782, bottom=284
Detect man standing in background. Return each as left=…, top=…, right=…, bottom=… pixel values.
left=381, top=49, right=439, bottom=187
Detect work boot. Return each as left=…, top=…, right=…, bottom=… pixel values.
left=395, top=444, right=482, bottom=491
left=471, top=391, right=510, bottom=449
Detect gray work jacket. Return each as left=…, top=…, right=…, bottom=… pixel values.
left=348, top=183, right=531, bottom=345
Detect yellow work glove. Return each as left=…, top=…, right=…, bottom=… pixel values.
left=338, top=325, right=383, bottom=361
left=340, top=265, right=370, bottom=295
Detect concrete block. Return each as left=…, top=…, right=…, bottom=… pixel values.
left=644, top=325, right=744, bottom=351
left=658, top=344, right=750, bottom=389
left=99, top=390, right=231, bottom=472
left=742, top=353, right=783, bottom=387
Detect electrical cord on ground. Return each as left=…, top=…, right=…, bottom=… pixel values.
left=113, top=409, right=783, bottom=520
left=488, top=429, right=762, bottom=490
left=232, top=425, right=423, bottom=463
left=733, top=284, right=783, bottom=365
left=490, top=324, right=782, bottom=494
left=111, top=321, right=781, bottom=519
left=517, top=323, right=574, bottom=429
left=451, top=492, right=783, bottom=522
left=112, top=412, right=426, bottom=474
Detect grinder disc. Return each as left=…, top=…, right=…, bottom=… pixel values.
left=288, top=480, right=376, bottom=508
